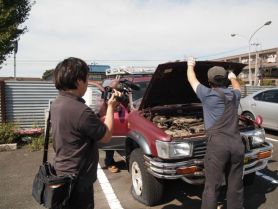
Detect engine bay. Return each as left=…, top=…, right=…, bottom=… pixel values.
left=152, top=115, right=205, bottom=137
left=142, top=104, right=256, bottom=138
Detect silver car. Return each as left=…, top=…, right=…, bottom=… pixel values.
left=239, top=88, right=278, bottom=131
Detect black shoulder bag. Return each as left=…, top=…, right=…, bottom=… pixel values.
left=32, top=110, right=85, bottom=208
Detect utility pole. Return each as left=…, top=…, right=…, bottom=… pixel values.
left=252, top=43, right=260, bottom=86
left=231, top=20, right=272, bottom=85
left=14, top=40, right=18, bottom=80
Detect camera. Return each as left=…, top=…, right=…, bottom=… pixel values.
left=101, top=86, right=128, bottom=103
left=101, top=79, right=140, bottom=104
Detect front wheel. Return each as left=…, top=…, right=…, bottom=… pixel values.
left=242, top=112, right=255, bottom=121
left=129, top=148, right=164, bottom=206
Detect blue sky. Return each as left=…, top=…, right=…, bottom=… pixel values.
left=1, top=0, right=277, bottom=77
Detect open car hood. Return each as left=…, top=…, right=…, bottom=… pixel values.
left=139, top=61, right=246, bottom=110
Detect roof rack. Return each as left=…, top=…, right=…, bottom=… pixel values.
left=106, top=66, right=156, bottom=76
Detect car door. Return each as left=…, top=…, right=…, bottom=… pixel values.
left=252, top=89, right=278, bottom=130
left=99, top=104, right=129, bottom=150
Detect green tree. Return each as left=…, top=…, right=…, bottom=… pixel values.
left=0, top=0, right=34, bottom=67
left=42, top=69, right=54, bottom=80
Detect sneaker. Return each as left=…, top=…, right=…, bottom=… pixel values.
left=107, top=165, right=119, bottom=173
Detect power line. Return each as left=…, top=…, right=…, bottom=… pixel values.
left=3, top=59, right=167, bottom=64
left=196, top=45, right=249, bottom=59
left=2, top=46, right=250, bottom=65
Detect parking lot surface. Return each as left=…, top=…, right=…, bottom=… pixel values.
left=0, top=131, right=277, bottom=209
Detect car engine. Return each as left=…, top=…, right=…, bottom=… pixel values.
left=152, top=115, right=205, bottom=137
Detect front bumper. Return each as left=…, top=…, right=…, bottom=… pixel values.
left=144, top=141, right=273, bottom=185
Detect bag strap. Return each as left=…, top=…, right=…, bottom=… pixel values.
left=42, top=109, right=51, bottom=164
left=42, top=106, right=90, bottom=178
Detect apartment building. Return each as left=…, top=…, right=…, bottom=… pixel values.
left=214, top=47, right=278, bottom=86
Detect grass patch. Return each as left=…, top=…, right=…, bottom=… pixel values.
left=27, top=134, right=52, bottom=152
left=0, top=123, right=51, bottom=151
left=0, top=123, right=19, bottom=144
left=27, top=134, right=45, bottom=151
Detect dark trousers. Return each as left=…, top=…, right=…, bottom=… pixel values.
left=201, top=136, right=244, bottom=209
left=104, top=150, right=115, bottom=166
left=62, top=183, right=94, bottom=209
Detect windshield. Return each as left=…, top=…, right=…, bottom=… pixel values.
left=132, top=81, right=150, bottom=101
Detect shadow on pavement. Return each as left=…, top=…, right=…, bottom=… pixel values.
left=115, top=160, right=128, bottom=171
left=265, top=129, right=278, bottom=136
left=159, top=168, right=277, bottom=209
left=244, top=168, right=277, bottom=209
left=160, top=180, right=203, bottom=209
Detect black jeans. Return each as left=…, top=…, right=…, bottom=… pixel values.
left=62, top=183, right=94, bottom=209
left=104, top=150, right=115, bottom=166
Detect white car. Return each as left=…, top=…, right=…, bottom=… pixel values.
left=239, top=88, right=278, bottom=131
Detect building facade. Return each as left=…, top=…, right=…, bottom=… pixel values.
left=88, top=64, right=110, bottom=82
left=214, top=47, right=278, bottom=86
left=42, top=64, right=110, bottom=82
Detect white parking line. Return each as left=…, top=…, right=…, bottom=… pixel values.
left=97, top=164, right=124, bottom=209
left=266, top=137, right=278, bottom=142
left=256, top=171, right=278, bottom=184
left=257, top=137, right=278, bottom=184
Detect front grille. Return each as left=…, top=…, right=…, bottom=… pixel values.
left=241, top=135, right=253, bottom=152
left=192, top=140, right=207, bottom=158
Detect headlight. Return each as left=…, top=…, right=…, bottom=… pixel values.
left=155, top=140, right=193, bottom=159
left=251, top=129, right=266, bottom=146
left=242, top=128, right=265, bottom=146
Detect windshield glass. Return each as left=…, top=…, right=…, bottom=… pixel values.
left=132, top=81, right=150, bottom=101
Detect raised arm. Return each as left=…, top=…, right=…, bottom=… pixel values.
left=187, top=57, right=200, bottom=93
left=100, top=90, right=121, bottom=143
left=228, top=72, right=241, bottom=92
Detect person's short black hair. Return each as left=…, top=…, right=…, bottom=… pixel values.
left=54, top=57, right=89, bottom=90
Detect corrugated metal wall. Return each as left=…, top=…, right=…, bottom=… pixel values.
left=0, top=80, right=276, bottom=129
left=0, top=81, right=6, bottom=123
left=0, top=81, right=2, bottom=123
left=5, top=81, right=58, bottom=128
left=0, top=88, right=1, bottom=122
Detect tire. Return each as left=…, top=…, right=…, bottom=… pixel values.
left=243, top=172, right=256, bottom=186
left=129, top=148, right=164, bottom=206
left=242, top=112, right=255, bottom=121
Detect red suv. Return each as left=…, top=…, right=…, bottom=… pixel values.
left=86, top=61, right=273, bottom=206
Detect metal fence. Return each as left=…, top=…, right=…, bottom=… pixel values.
left=0, top=81, right=3, bottom=123
left=4, top=81, right=58, bottom=128
left=240, top=85, right=276, bottom=98
left=0, top=80, right=276, bottom=129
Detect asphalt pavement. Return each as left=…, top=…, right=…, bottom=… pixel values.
left=0, top=132, right=277, bottom=209
left=0, top=146, right=123, bottom=209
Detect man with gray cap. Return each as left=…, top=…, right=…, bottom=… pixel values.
left=187, top=57, right=244, bottom=209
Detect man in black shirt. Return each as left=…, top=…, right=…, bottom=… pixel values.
left=51, top=57, right=120, bottom=209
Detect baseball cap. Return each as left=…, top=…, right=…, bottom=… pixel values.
left=207, top=66, right=228, bottom=86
